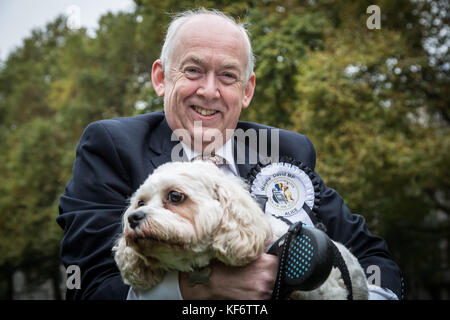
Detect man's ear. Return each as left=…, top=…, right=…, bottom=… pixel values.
left=242, top=73, right=255, bottom=109
left=152, top=59, right=165, bottom=97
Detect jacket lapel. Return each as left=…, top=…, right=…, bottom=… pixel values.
left=233, top=134, right=254, bottom=179
left=233, top=122, right=272, bottom=180
left=148, top=117, right=186, bottom=170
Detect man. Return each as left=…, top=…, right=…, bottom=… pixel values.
left=57, top=8, right=402, bottom=300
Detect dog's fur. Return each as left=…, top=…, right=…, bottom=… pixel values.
left=113, top=161, right=368, bottom=299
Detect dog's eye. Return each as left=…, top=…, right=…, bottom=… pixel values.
left=137, top=200, right=145, bottom=207
left=167, top=190, right=185, bottom=204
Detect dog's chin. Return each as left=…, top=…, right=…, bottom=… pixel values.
left=126, top=232, right=172, bottom=247
left=124, top=230, right=187, bottom=258
left=124, top=235, right=202, bottom=271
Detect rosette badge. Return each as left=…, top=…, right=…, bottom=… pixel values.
left=247, top=157, right=322, bottom=226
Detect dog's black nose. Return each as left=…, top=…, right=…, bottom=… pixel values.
left=128, top=211, right=146, bottom=229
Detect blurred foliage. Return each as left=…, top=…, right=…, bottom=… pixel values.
left=0, top=0, right=448, bottom=299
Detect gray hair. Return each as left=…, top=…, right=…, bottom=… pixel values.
left=160, top=8, right=255, bottom=84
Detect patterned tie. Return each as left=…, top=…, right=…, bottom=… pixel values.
left=191, top=153, right=227, bottom=166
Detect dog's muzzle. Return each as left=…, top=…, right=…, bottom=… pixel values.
left=128, top=210, right=146, bottom=229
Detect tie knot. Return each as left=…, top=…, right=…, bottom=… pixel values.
left=191, top=154, right=227, bottom=165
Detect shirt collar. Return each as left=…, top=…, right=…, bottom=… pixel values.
left=180, top=138, right=236, bottom=167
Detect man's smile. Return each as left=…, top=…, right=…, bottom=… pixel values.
left=190, top=105, right=220, bottom=119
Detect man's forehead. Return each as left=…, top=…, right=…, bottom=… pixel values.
left=171, top=15, right=248, bottom=68
left=179, top=54, right=242, bottom=71
left=180, top=14, right=241, bottom=35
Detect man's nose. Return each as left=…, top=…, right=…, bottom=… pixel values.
left=196, top=72, right=220, bottom=99
left=128, top=211, right=146, bottom=229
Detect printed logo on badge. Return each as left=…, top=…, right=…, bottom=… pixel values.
left=247, top=157, right=322, bottom=225
left=266, top=177, right=299, bottom=215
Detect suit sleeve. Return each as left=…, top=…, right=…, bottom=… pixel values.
left=57, top=121, right=133, bottom=299
left=317, top=182, right=403, bottom=298
left=300, top=135, right=403, bottom=298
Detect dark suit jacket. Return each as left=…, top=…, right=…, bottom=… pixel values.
left=57, top=111, right=403, bottom=299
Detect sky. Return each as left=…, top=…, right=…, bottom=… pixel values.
left=0, top=0, right=135, bottom=61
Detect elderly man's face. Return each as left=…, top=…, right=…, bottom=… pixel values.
left=152, top=15, right=255, bottom=150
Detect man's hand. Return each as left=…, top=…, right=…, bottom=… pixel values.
left=179, top=253, right=279, bottom=300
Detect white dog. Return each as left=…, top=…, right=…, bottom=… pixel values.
left=113, top=161, right=368, bottom=299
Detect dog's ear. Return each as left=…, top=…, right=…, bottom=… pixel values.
left=212, top=178, right=272, bottom=266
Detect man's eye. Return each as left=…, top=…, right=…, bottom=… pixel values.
left=137, top=200, right=145, bottom=207
left=220, top=73, right=238, bottom=84
left=184, top=67, right=202, bottom=78
left=167, top=191, right=186, bottom=204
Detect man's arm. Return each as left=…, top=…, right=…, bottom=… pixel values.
left=317, top=183, right=403, bottom=298
left=303, top=137, right=403, bottom=298
left=57, top=121, right=133, bottom=299
left=281, top=132, right=403, bottom=298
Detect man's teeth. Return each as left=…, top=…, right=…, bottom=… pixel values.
left=192, top=105, right=217, bottom=116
